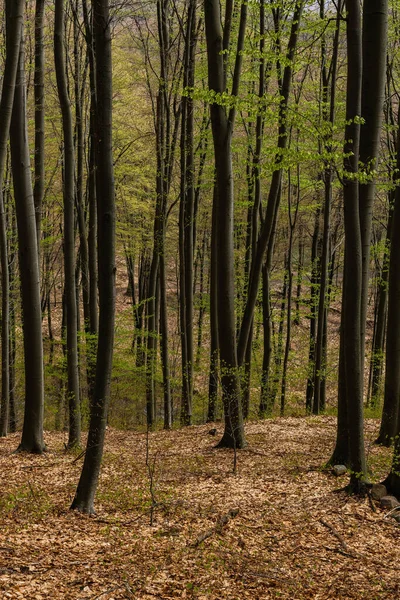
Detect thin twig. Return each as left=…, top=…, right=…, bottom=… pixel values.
left=320, top=519, right=359, bottom=558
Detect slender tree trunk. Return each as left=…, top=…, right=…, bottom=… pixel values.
left=10, top=31, right=45, bottom=453
left=294, top=232, right=303, bottom=326
left=33, top=0, right=44, bottom=250
left=0, top=0, right=23, bottom=437
left=159, top=249, right=171, bottom=430
left=306, top=207, right=320, bottom=412
left=237, top=1, right=304, bottom=367
left=204, top=0, right=247, bottom=447
left=359, top=0, right=388, bottom=371
left=341, top=0, right=366, bottom=490
left=71, top=0, right=115, bottom=513
left=54, top=0, right=81, bottom=448
left=369, top=207, right=391, bottom=409
left=207, top=190, right=219, bottom=422
left=376, top=123, right=400, bottom=446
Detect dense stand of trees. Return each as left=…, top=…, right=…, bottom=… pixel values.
left=3, top=0, right=400, bottom=509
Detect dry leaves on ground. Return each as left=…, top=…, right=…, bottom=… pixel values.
left=0, top=416, right=398, bottom=599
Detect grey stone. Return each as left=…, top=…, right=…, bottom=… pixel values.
left=332, top=464, right=347, bottom=477
left=370, top=483, right=387, bottom=501
left=380, top=495, right=400, bottom=510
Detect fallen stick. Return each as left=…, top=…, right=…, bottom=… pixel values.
left=192, top=508, right=239, bottom=547
left=320, top=519, right=358, bottom=558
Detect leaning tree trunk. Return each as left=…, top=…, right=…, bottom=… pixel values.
left=54, top=0, right=81, bottom=449
left=10, top=31, right=45, bottom=453
left=0, top=0, right=23, bottom=437
left=71, top=0, right=115, bottom=513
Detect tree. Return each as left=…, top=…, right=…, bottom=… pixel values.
left=10, top=17, right=45, bottom=453
left=71, top=0, right=115, bottom=513
left=204, top=0, right=248, bottom=448
left=54, top=0, right=81, bottom=449
left=0, top=0, right=24, bottom=437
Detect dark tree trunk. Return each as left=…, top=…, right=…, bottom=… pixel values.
left=54, top=0, right=81, bottom=449
left=376, top=121, right=400, bottom=446
left=358, top=0, right=388, bottom=371
left=71, top=0, right=115, bottom=514
left=313, top=0, right=341, bottom=414
left=179, top=0, right=196, bottom=426
left=341, top=0, right=366, bottom=491
left=0, top=0, right=23, bottom=437
left=294, top=232, right=303, bottom=326
left=306, top=207, right=320, bottom=412
left=33, top=0, right=44, bottom=250
left=159, top=250, right=171, bottom=430
left=204, top=0, right=247, bottom=448
left=10, top=32, right=45, bottom=453
left=368, top=206, right=391, bottom=409
left=207, top=190, right=219, bottom=422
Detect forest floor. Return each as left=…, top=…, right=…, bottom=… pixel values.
left=0, top=417, right=399, bottom=600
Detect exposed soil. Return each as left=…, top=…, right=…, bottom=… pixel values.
left=0, top=417, right=398, bottom=599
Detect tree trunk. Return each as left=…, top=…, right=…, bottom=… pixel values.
left=0, top=0, right=23, bottom=437
left=71, top=0, right=115, bottom=513
left=376, top=121, right=400, bottom=446
left=54, top=0, right=81, bottom=449
left=341, top=0, right=366, bottom=491
left=10, top=30, right=45, bottom=453
left=204, top=0, right=247, bottom=448
left=33, top=0, right=45, bottom=250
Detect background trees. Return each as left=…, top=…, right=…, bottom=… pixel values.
left=0, top=0, right=397, bottom=505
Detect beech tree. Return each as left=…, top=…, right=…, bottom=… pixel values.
left=54, top=0, right=81, bottom=449
left=0, top=0, right=24, bottom=437
left=204, top=0, right=248, bottom=448
left=71, top=0, right=116, bottom=513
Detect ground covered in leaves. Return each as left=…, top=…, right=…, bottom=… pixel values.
left=0, top=417, right=399, bottom=599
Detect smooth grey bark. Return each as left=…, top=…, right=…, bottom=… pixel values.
left=10, top=33, right=45, bottom=453
left=0, top=0, right=23, bottom=437
left=71, top=0, right=115, bottom=514
left=54, top=0, right=81, bottom=449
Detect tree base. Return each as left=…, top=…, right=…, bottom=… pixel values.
left=215, top=431, right=246, bottom=449
left=14, top=443, right=47, bottom=454
left=374, top=435, right=392, bottom=448
left=70, top=499, right=96, bottom=515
